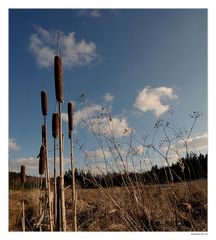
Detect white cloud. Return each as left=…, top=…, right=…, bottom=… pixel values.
left=62, top=104, right=102, bottom=126
left=78, top=9, right=102, bottom=18
left=84, top=149, right=112, bottom=159
left=84, top=145, right=144, bottom=162
left=62, top=103, right=131, bottom=137
left=131, top=145, right=145, bottom=155
left=9, top=157, right=37, bottom=173
left=89, top=9, right=102, bottom=18
left=104, top=92, right=114, bottom=102
left=76, top=104, right=102, bottom=126
left=162, top=133, right=208, bottom=163
left=82, top=151, right=144, bottom=174
left=9, top=155, right=71, bottom=176
left=177, top=132, right=208, bottom=153
left=82, top=162, right=111, bottom=175
left=28, top=25, right=98, bottom=68
left=62, top=112, right=68, bottom=123
left=9, top=138, right=21, bottom=151
left=134, top=86, right=177, bottom=117
left=157, top=133, right=208, bottom=165
left=91, top=116, right=131, bottom=137
left=115, top=158, right=144, bottom=173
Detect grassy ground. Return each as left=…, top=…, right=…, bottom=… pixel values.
left=9, top=188, right=40, bottom=231
left=9, top=179, right=207, bottom=231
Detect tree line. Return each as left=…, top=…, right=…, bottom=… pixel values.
left=9, top=153, right=207, bottom=190
left=65, top=153, right=207, bottom=188
left=9, top=172, right=41, bottom=190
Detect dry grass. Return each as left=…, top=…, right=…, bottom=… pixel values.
left=9, top=189, right=40, bottom=231
left=9, top=179, right=207, bottom=231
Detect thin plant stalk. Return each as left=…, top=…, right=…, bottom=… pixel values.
left=52, top=112, right=59, bottom=230
left=56, top=176, right=61, bottom=231
left=44, top=117, right=53, bottom=231
left=68, top=101, right=77, bottom=231
left=70, top=135, right=77, bottom=231
left=58, top=102, right=66, bottom=231
left=39, top=175, right=43, bottom=231
left=53, top=138, right=57, bottom=229
left=22, top=182, right=25, bottom=232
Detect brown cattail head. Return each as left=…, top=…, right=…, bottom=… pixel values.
left=68, top=102, right=73, bottom=135
left=39, top=145, right=46, bottom=175
left=52, top=112, right=59, bottom=138
left=21, top=165, right=26, bottom=183
left=54, top=56, right=63, bottom=103
left=42, top=124, right=46, bottom=145
left=41, top=90, right=48, bottom=116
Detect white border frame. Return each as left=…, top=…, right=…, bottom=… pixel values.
left=1, top=1, right=215, bottom=240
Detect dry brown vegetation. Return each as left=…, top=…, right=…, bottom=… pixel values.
left=9, top=179, right=207, bottom=232
left=9, top=189, right=40, bottom=231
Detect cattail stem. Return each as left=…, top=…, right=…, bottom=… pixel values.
left=53, top=138, right=57, bottom=229
left=56, top=176, right=61, bottom=231
left=70, top=136, right=77, bottom=231
left=22, top=182, right=25, bottom=232
left=68, top=101, right=76, bottom=230
left=57, top=32, right=60, bottom=56
left=43, top=116, right=53, bottom=231
left=39, top=175, right=43, bottom=231
left=52, top=112, right=59, bottom=230
left=21, top=165, right=26, bottom=231
left=58, top=102, right=66, bottom=231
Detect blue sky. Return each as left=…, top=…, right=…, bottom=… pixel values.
left=9, top=9, right=207, bottom=176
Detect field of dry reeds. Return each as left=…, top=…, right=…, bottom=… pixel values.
left=9, top=179, right=207, bottom=231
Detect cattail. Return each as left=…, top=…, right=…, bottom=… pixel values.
left=52, top=112, right=59, bottom=139
left=21, top=165, right=26, bottom=183
left=42, top=124, right=46, bottom=144
left=54, top=56, right=63, bottom=103
left=41, top=90, right=48, bottom=116
left=68, top=101, right=73, bottom=134
left=39, top=145, right=46, bottom=175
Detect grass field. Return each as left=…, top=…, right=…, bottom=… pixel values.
left=9, top=179, right=207, bottom=231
